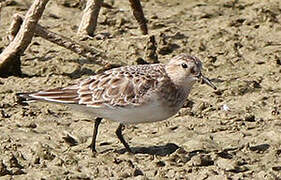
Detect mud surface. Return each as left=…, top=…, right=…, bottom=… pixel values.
left=0, top=0, right=281, bottom=179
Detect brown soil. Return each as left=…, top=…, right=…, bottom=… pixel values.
left=0, top=0, right=281, bottom=179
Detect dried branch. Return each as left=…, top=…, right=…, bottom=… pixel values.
left=0, top=0, right=49, bottom=77
left=78, top=0, right=148, bottom=36
left=77, top=0, right=103, bottom=37
left=8, top=14, right=110, bottom=66
left=34, top=24, right=109, bottom=66
left=129, top=0, right=148, bottom=35
left=7, top=14, right=23, bottom=42
left=145, top=35, right=158, bottom=63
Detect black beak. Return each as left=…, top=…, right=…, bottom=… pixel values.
left=197, top=73, right=217, bottom=90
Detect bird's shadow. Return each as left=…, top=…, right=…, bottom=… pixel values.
left=114, top=143, right=180, bottom=156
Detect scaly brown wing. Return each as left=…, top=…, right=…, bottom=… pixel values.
left=78, top=64, right=166, bottom=107
left=17, top=64, right=168, bottom=108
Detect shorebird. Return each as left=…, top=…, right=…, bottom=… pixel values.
left=17, top=54, right=216, bottom=153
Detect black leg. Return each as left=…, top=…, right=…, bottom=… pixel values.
left=115, top=124, right=133, bottom=153
left=89, top=117, right=102, bottom=153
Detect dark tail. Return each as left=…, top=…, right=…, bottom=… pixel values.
left=16, top=92, right=37, bottom=105
left=16, top=85, right=80, bottom=105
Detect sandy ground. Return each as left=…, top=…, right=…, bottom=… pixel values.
left=0, top=0, right=281, bottom=179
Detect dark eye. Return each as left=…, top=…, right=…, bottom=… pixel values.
left=181, top=63, right=188, bottom=68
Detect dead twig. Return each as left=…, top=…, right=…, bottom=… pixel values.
left=7, top=14, right=23, bottom=42
left=145, top=35, right=158, bottom=63
left=129, top=0, right=148, bottom=35
left=78, top=0, right=148, bottom=36
left=8, top=14, right=111, bottom=67
left=0, top=0, right=49, bottom=77
left=35, top=24, right=109, bottom=66
left=77, top=0, right=103, bottom=37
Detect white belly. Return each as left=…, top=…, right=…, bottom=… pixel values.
left=69, top=100, right=181, bottom=124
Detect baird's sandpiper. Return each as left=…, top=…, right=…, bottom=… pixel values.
left=17, top=54, right=216, bottom=153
